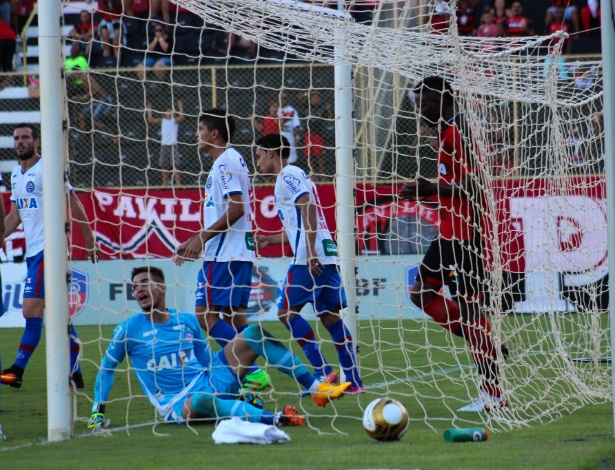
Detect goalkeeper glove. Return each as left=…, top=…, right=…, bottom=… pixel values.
left=88, top=403, right=106, bottom=429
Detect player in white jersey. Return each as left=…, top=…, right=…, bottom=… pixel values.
left=1, top=124, right=101, bottom=390
left=88, top=266, right=351, bottom=428
left=173, top=109, right=269, bottom=392
left=254, top=134, right=363, bottom=392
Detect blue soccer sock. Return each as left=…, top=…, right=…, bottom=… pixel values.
left=191, top=394, right=272, bottom=423
left=13, top=317, right=43, bottom=371
left=243, top=325, right=315, bottom=390
left=326, top=319, right=362, bottom=387
left=286, top=315, right=331, bottom=378
left=209, top=319, right=237, bottom=348
left=69, top=324, right=81, bottom=374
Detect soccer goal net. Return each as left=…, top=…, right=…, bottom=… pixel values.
left=56, top=0, right=608, bottom=433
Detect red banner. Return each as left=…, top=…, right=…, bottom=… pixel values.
left=1, top=178, right=606, bottom=276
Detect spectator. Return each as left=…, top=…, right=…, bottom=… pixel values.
left=492, top=0, right=509, bottom=30
left=98, top=0, right=123, bottom=60
left=227, top=33, right=257, bottom=56
left=137, top=23, right=173, bottom=80
left=543, top=6, right=571, bottom=80
left=65, top=43, right=89, bottom=78
left=457, top=0, right=478, bottom=36
left=475, top=8, right=502, bottom=52
left=278, top=91, right=301, bottom=164
left=303, top=89, right=333, bottom=178
left=429, top=0, right=452, bottom=34
left=545, top=6, right=572, bottom=54
left=503, top=1, right=533, bottom=38
left=254, top=101, right=283, bottom=136
left=147, top=99, right=184, bottom=186
left=14, top=0, right=33, bottom=33
left=70, top=69, right=114, bottom=131
left=69, top=10, right=99, bottom=58
left=580, top=0, right=600, bottom=37
left=0, top=0, right=17, bottom=34
left=545, top=0, right=580, bottom=35
left=0, top=17, right=15, bottom=72
left=123, top=0, right=170, bottom=23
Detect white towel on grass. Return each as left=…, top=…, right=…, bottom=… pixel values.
left=212, top=417, right=291, bottom=445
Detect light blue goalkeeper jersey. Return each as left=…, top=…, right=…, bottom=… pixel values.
left=94, top=310, right=213, bottom=417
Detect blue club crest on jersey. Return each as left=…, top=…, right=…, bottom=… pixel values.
left=26, top=181, right=35, bottom=193
left=68, top=269, right=89, bottom=319
left=206, top=176, right=213, bottom=189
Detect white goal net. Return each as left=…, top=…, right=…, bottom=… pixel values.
left=49, top=0, right=609, bottom=433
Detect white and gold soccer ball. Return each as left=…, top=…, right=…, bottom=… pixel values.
left=362, top=398, right=409, bottom=442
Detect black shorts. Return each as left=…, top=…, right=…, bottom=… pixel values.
left=418, top=238, right=485, bottom=301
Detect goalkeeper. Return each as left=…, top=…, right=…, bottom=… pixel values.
left=89, top=266, right=351, bottom=429
left=398, top=76, right=507, bottom=413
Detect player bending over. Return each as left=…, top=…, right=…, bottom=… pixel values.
left=1, top=124, right=101, bottom=390
left=88, top=266, right=351, bottom=428
left=254, top=134, right=363, bottom=393
left=398, top=77, right=507, bottom=412
left=174, top=109, right=269, bottom=392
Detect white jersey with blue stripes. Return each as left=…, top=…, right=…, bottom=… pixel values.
left=202, top=147, right=255, bottom=262
left=10, top=158, right=73, bottom=258
left=274, top=165, right=338, bottom=265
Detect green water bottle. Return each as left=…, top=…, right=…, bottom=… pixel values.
left=443, top=427, right=488, bottom=442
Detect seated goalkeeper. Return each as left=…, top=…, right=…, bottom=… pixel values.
left=89, top=266, right=351, bottom=429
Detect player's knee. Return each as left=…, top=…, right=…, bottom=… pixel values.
left=191, top=393, right=216, bottom=417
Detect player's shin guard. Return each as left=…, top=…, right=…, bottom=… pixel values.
left=325, top=319, right=362, bottom=387
left=14, top=317, right=43, bottom=371
left=286, top=315, right=331, bottom=377
left=191, top=393, right=268, bottom=423
left=422, top=295, right=463, bottom=337
left=243, top=325, right=314, bottom=390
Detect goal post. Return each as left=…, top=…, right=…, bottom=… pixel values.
left=599, top=0, right=615, bottom=436
left=38, top=0, right=72, bottom=442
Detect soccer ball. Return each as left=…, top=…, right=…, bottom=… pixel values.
left=362, top=398, right=409, bottom=442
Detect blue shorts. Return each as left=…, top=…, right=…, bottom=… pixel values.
left=195, top=261, right=253, bottom=309
left=279, top=264, right=347, bottom=315
left=24, top=251, right=45, bottom=299
left=169, top=350, right=241, bottom=422
left=144, top=57, right=174, bottom=67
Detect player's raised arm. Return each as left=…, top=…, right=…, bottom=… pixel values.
left=296, top=193, right=323, bottom=276
left=69, top=191, right=102, bottom=263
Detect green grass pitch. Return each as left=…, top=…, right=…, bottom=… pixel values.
left=0, top=318, right=613, bottom=470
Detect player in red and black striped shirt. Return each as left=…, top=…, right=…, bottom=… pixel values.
left=399, top=76, right=507, bottom=412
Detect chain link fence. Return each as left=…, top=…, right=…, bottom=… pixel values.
left=0, top=55, right=604, bottom=189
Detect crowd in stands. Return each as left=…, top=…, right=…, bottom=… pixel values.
left=0, top=0, right=603, bottom=75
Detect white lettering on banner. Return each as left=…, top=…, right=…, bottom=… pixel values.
left=159, top=199, right=175, bottom=221
left=260, top=195, right=277, bottom=219
left=179, top=199, right=200, bottom=222
left=98, top=194, right=200, bottom=222
left=94, top=191, right=115, bottom=210
left=509, top=196, right=607, bottom=272
left=135, top=198, right=158, bottom=220
left=114, top=195, right=138, bottom=218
